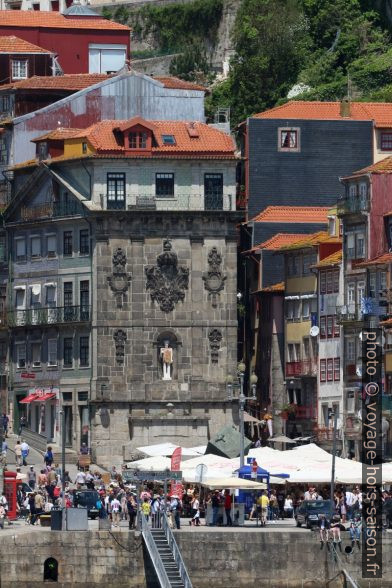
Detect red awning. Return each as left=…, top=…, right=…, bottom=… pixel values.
left=20, top=393, right=38, bottom=404
left=33, top=392, right=56, bottom=402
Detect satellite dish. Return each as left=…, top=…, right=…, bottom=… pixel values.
left=356, top=365, right=362, bottom=377
left=310, top=326, right=319, bottom=337
left=195, top=464, right=208, bottom=484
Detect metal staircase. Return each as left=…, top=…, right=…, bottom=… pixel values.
left=141, top=513, right=192, bottom=588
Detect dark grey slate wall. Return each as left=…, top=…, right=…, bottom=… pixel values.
left=248, top=118, right=374, bottom=219
left=252, top=221, right=327, bottom=287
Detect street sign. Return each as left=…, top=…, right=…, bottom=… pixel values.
left=21, top=372, right=36, bottom=379
left=122, top=470, right=183, bottom=482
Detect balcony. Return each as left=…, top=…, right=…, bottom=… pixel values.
left=20, top=201, right=84, bottom=223
left=8, top=305, right=91, bottom=328
left=102, top=193, right=234, bottom=212
left=286, top=360, right=317, bottom=377
left=337, top=194, right=370, bottom=216
left=295, top=404, right=317, bottom=419
left=336, top=303, right=363, bottom=324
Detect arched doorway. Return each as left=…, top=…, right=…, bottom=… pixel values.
left=43, top=557, right=58, bottom=582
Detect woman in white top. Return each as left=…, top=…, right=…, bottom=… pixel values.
left=284, top=496, right=294, bottom=518
left=190, top=495, right=200, bottom=526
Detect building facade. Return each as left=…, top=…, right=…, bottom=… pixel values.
left=5, top=117, right=240, bottom=466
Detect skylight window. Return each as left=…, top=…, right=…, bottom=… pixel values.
left=162, top=134, right=176, bottom=145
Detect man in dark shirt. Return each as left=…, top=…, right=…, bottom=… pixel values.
left=211, top=491, right=221, bottom=526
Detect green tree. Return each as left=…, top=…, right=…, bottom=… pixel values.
left=170, top=43, right=210, bottom=82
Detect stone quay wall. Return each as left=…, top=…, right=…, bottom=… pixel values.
left=0, top=529, right=392, bottom=587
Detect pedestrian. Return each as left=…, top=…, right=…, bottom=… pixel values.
left=257, top=491, right=269, bottom=526
left=349, top=513, right=362, bottom=551
left=2, top=413, right=9, bottom=438
left=14, top=440, right=22, bottom=467
left=269, top=490, right=278, bottom=521
left=224, top=490, right=232, bottom=526
left=21, top=440, right=29, bottom=466
left=111, top=496, right=121, bottom=527
left=44, top=446, right=54, bottom=468
left=330, top=514, right=342, bottom=552
left=80, top=442, right=89, bottom=455
left=19, top=415, right=26, bottom=437
left=318, top=513, right=330, bottom=549
left=38, top=469, right=48, bottom=488
left=75, top=470, right=86, bottom=487
left=151, top=494, right=161, bottom=528
left=210, top=490, right=220, bottom=526
left=276, top=489, right=285, bottom=519
left=284, top=495, right=294, bottom=518
left=141, top=497, right=151, bottom=523
left=127, top=494, right=136, bottom=529
left=27, top=466, right=36, bottom=490
left=28, top=493, right=37, bottom=525
left=189, top=494, right=200, bottom=526
left=170, top=494, right=181, bottom=530
left=2, top=438, right=7, bottom=459
left=0, top=503, right=6, bottom=529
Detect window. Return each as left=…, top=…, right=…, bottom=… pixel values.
left=320, top=316, right=326, bottom=339
left=293, top=301, right=301, bottom=320
left=303, top=254, right=311, bottom=275
left=79, top=336, right=89, bottom=367
left=107, top=173, right=125, bottom=210
left=16, top=342, right=26, bottom=368
left=38, top=142, right=48, bottom=161
left=128, top=131, right=147, bottom=149
left=334, top=358, right=340, bottom=381
left=47, top=234, right=56, bottom=258
left=0, top=139, right=7, bottom=164
left=287, top=343, right=295, bottom=362
left=347, top=282, right=355, bottom=305
left=303, top=337, right=310, bottom=359
left=327, top=316, right=333, bottom=338
left=78, top=391, right=88, bottom=402
left=369, top=272, right=376, bottom=298
left=156, top=173, right=174, bottom=197
left=82, top=142, right=87, bottom=154
left=64, top=282, right=73, bottom=307
left=45, top=285, right=56, bottom=306
left=48, top=338, right=57, bottom=366
left=286, top=301, right=294, bottom=320
left=204, top=174, right=223, bottom=210
left=356, top=234, right=365, bottom=258
left=88, top=45, right=126, bottom=74
left=326, top=271, right=333, bottom=294
left=294, top=343, right=300, bottom=361
left=0, top=95, right=9, bottom=113
left=293, top=256, right=300, bottom=276
left=63, top=231, right=73, bottom=256
left=51, top=0, right=59, bottom=10
left=30, top=284, right=41, bottom=307
left=162, top=134, right=176, bottom=145
left=381, top=132, right=392, bottom=151
left=11, top=60, right=28, bottom=80
left=328, top=217, right=336, bottom=236
left=380, top=271, right=387, bottom=293
left=320, top=359, right=326, bottom=382
left=63, top=338, right=73, bottom=368
left=31, top=342, right=41, bottom=367
left=349, top=184, right=357, bottom=198
left=346, top=339, right=355, bottom=362
left=80, top=281, right=89, bottom=319
left=15, top=238, right=26, bottom=262
left=302, top=300, right=310, bottom=318
left=320, top=271, right=326, bottom=294
left=357, top=281, right=365, bottom=304
left=359, top=183, right=367, bottom=198
left=347, top=233, right=355, bottom=259
left=31, top=236, right=41, bottom=259
left=15, top=288, right=25, bottom=310
left=327, top=358, right=333, bottom=381
left=333, top=270, right=339, bottom=293
left=0, top=235, right=6, bottom=262
left=279, top=128, right=300, bottom=151
left=79, top=230, right=89, bottom=255
left=333, top=316, right=340, bottom=338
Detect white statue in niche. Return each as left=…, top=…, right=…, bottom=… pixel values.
left=160, top=340, right=173, bottom=380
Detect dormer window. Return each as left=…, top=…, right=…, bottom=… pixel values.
left=11, top=59, right=28, bottom=80
left=38, top=142, right=48, bottom=161
left=129, top=132, right=148, bottom=149
left=162, top=134, right=176, bottom=145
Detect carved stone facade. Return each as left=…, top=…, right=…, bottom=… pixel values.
left=107, top=247, right=132, bottom=308
left=90, top=212, right=240, bottom=467
left=202, top=247, right=227, bottom=307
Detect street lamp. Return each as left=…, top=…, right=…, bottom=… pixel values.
left=250, top=372, right=258, bottom=401
left=59, top=408, right=66, bottom=530
left=330, top=409, right=338, bottom=518
left=226, top=375, right=233, bottom=401
left=238, top=361, right=246, bottom=468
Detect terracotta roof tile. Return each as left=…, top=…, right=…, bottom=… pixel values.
left=278, top=231, right=342, bottom=251
left=0, top=35, right=52, bottom=54
left=252, top=101, right=392, bottom=128
left=250, top=233, right=307, bottom=252
left=0, top=73, right=111, bottom=92
left=153, top=76, right=206, bottom=92
left=31, top=128, right=82, bottom=142
left=0, top=10, right=129, bottom=30
left=380, top=317, right=392, bottom=326
left=350, top=156, right=392, bottom=176
left=259, top=281, right=285, bottom=293
left=70, top=119, right=235, bottom=156
left=356, top=252, right=392, bottom=267
left=313, top=250, right=342, bottom=268
left=251, top=206, right=330, bottom=224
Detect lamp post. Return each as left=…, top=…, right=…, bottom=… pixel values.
left=330, top=409, right=338, bottom=517
left=227, top=363, right=258, bottom=469
left=59, top=408, right=66, bottom=530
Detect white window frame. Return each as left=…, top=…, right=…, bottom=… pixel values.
left=31, top=235, right=41, bottom=259
left=11, top=59, right=28, bottom=80
left=46, top=234, right=57, bottom=258
left=380, top=271, right=387, bottom=293
left=15, top=237, right=26, bottom=262
left=47, top=338, right=58, bottom=367
left=16, top=342, right=26, bottom=369
left=347, top=339, right=355, bottom=362
left=31, top=341, right=41, bottom=368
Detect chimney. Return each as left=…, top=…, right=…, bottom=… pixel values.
left=340, top=98, right=351, bottom=118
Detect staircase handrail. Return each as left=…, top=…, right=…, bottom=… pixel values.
left=162, top=511, right=193, bottom=588
left=141, top=515, right=172, bottom=588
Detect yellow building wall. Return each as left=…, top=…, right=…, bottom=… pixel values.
left=286, top=320, right=312, bottom=344
left=386, top=352, right=392, bottom=373
left=64, top=139, right=95, bottom=158
left=286, top=275, right=316, bottom=294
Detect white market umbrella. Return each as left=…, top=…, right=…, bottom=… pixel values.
left=201, top=477, right=267, bottom=490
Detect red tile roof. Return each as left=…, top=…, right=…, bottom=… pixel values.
left=356, top=252, right=392, bottom=267
left=351, top=156, right=392, bottom=176
left=278, top=231, right=341, bottom=251
left=313, top=250, right=342, bottom=268
left=0, top=73, right=111, bottom=92
left=153, top=76, right=206, bottom=92
left=32, top=128, right=82, bottom=142
left=70, top=119, right=235, bottom=156
left=251, top=206, right=330, bottom=224
left=0, top=35, right=52, bottom=54
left=0, top=10, right=129, bottom=30
left=253, top=101, right=392, bottom=128
left=252, top=233, right=307, bottom=252
left=259, top=281, right=285, bottom=293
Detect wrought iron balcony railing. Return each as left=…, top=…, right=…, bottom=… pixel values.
left=336, top=303, right=363, bottom=323
left=102, top=193, right=234, bottom=212
left=8, top=305, right=90, bottom=327
left=20, top=200, right=84, bottom=222
left=286, top=360, right=317, bottom=377
left=337, top=194, right=370, bottom=216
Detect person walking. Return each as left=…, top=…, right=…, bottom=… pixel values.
left=127, top=494, right=137, bottom=529
left=224, top=490, right=232, bottom=526
left=27, top=466, right=36, bottom=490
left=141, top=497, right=151, bottom=523
left=14, top=440, right=22, bottom=467
left=276, top=490, right=285, bottom=519
left=2, top=413, right=9, bottom=438
left=0, top=503, right=6, bottom=529
left=44, top=446, right=54, bottom=468
left=21, top=440, right=29, bottom=466
left=111, top=496, right=121, bottom=527
left=19, top=415, right=26, bottom=437
left=170, top=495, right=182, bottom=530
left=189, top=494, right=200, bottom=526
left=210, top=490, right=220, bottom=526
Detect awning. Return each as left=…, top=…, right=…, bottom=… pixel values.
left=201, top=477, right=267, bottom=490
left=33, top=392, right=56, bottom=402
left=20, top=393, right=38, bottom=404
